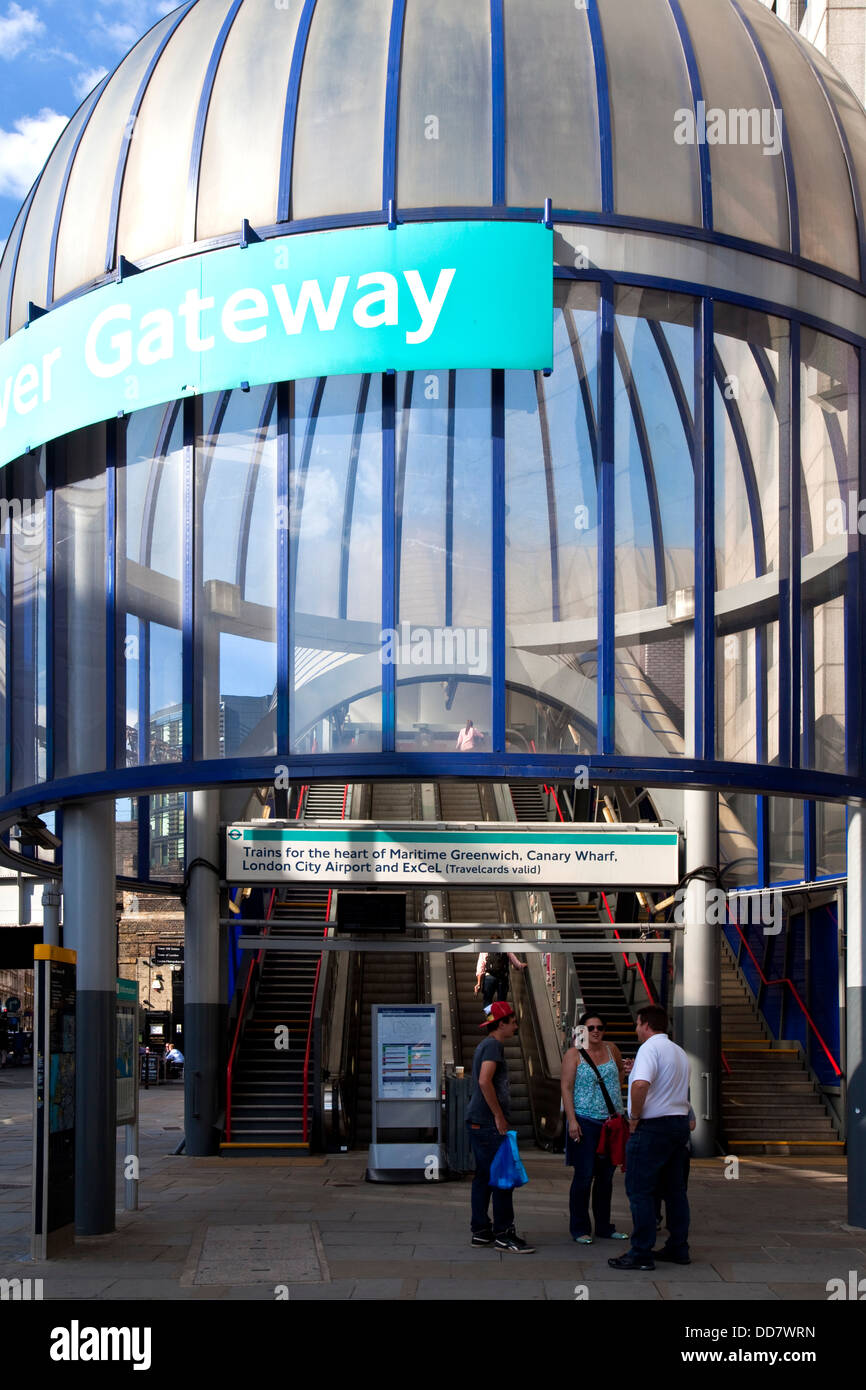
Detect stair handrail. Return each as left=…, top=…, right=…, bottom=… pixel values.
left=301, top=783, right=348, bottom=1143
left=225, top=886, right=276, bottom=1141
left=727, top=916, right=842, bottom=1078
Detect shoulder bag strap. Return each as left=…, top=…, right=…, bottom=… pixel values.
left=578, top=1047, right=618, bottom=1119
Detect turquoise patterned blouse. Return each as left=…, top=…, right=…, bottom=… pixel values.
left=574, top=1046, right=623, bottom=1121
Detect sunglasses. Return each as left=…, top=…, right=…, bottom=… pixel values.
left=586, top=1024, right=604, bottom=1031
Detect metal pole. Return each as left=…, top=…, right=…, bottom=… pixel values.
left=184, top=790, right=222, bottom=1156
left=680, top=787, right=720, bottom=1158
left=847, top=802, right=866, bottom=1227
left=41, top=883, right=61, bottom=947
left=63, top=799, right=117, bottom=1235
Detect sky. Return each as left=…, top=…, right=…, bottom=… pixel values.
left=0, top=0, right=179, bottom=250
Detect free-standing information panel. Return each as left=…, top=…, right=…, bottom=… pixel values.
left=369, top=1004, right=443, bottom=1183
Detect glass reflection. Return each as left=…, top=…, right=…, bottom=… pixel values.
left=290, top=375, right=382, bottom=753
left=505, top=282, right=599, bottom=754
left=395, top=369, right=491, bottom=752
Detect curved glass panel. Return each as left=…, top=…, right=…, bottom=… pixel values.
left=714, top=307, right=789, bottom=766
left=0, top=199, right=32, bottom=345
left=290, top=374, right=382, bottom=753
left=397, top=0, right=491, bottom=209
left=53, top=14, right=176, bottom=299
left=596, top=0, right=701, bottom=226
left=504, top=0, right=600, bottom=212
left=8, top=449, right=46, bottom=789
left=614, top=289, right=695, bottom=758
left=53, top=424, right=107, bottom=778
left=116, top=403, right=184, bottom=767
left=802, top=42, right=866, bottom=279
left=677, top=0, right=790, bottom=249
left=800, top=329, right=857, bottom=777
left=744, top=0, right=858, bottom=279
left=196, top=386, right=278, bottom=760
left=291, top=0, right=391, bottom=220
left=196, top=0, right=302, bottom=239
left=10, top=91, right=102, bottom=333
left=395, top=369, right=491, bottom=752
left=116, top=0, right=222, bottom=263
left=505, top=282, right=599, bottom=755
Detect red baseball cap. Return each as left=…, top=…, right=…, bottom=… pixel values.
left=480, top=1001, right=516, bottom=1029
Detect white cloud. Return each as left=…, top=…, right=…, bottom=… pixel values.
left=0, top=108, right=68, bottom=199
left=0, top=3, right=43, bottom=59
left=71, top=64, right=107, bottom=100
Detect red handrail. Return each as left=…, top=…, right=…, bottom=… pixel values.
left=300, top=784, right=349, bottom=1142
left=729, top=917, right=841, bottom=1077
left=225, top=886, right=276, bottom=1141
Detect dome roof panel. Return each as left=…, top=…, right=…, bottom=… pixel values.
left=598, top=0, right=702, bottom=227
left=397, top=0, right=492, bottom=210
left=53, top=12, right=180, bottom=303
left=677, top=0, right=790, bottom=250
left=0, top=0, right=863, bottom=341
left=743, top=0, right=859, bottom=278
left=116, top=0, right=229, bottom=264
left=290, top=0, right=391, bottom=221
left=503, top=0, right=601, bottom=212
left=9, top=86, right=105, bottom=335
left=195, top=0, right=303, bottom=241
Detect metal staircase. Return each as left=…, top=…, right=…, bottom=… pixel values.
left=720, top=944, right=842, bottom=1154
left=226, top=887, right=329, bottom=1146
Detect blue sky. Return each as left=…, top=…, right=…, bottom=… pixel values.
left=0, top=0, right=178, bottom=248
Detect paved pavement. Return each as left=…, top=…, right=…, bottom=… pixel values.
left=1, top=1067, right=863, bottom=1302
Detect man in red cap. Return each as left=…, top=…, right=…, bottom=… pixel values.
left=465, top=1001, right=535, bottom=1253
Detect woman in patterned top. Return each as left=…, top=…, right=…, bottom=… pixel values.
left=560, top=1012, right=633, bottom=1243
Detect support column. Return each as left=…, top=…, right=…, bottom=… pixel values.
left=62, top=799, right=116, bottom=1235
left=680, top=787, right=720, bottom=1158
left=184, top=790, right=222, bottom=1156
left=847, top=802, right=866, bottom=1227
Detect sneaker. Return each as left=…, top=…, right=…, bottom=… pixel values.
left=495, top=1228, right=536, bottom=1253
left=471, top=1229, right=496, bottom=1247
left=653, top=1247, right=691, bottom=1265
left=608, top=1251, right=655, bottom=1271
left=572, top=1235, right=593, bottom=1245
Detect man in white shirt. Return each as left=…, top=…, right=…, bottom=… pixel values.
left=608, top=1004, right=692, bottom=1271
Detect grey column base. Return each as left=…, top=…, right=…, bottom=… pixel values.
left=848, top=985, right=866, bottom=1229
left=184, top=1002, right=223, bottom=1156
left=679, top=1003, right=721, bottom=1159
left=75, top=990, right=117, bottom=1236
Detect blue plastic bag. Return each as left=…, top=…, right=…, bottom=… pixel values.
left=489, top=1129, right=529, bottom=1189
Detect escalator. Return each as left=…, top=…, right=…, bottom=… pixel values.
left=437, top=782, right=535, bottom=1142
left=224, top=783, right=347, bottom=1152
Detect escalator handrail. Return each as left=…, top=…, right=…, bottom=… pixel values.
left=225, top=885, right=276, bottom=1141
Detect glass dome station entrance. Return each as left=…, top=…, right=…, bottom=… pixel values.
left=0, top=0, right=861, bottom=1237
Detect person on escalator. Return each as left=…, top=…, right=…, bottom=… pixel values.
left=475, top=949, right=527, bottom=1007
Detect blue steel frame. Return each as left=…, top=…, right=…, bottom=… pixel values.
left=0, top=0, right=862, bottom=899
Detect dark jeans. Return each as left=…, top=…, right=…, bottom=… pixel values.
left=467, top=1123, right=514, bottom=1234
left=481, top=972, right=508, bottom=1007
left=625, top=1115, right=691, bottom=1255
left=565, top=1116, right=618, bottom=1238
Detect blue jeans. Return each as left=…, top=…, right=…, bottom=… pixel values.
left=625, top=1116, right=691, bottom=1255
left=565, top=1116, right=618, bottom=1238
left=467, top=1123, right=514, bottom=1234
left=481, top=973, right=508, bottom=1007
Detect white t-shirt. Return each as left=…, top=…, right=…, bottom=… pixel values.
left=628, top=1032, right=690, bottom=1119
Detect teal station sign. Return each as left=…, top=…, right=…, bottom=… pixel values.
left=0, top=220, right=552, bottom=469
